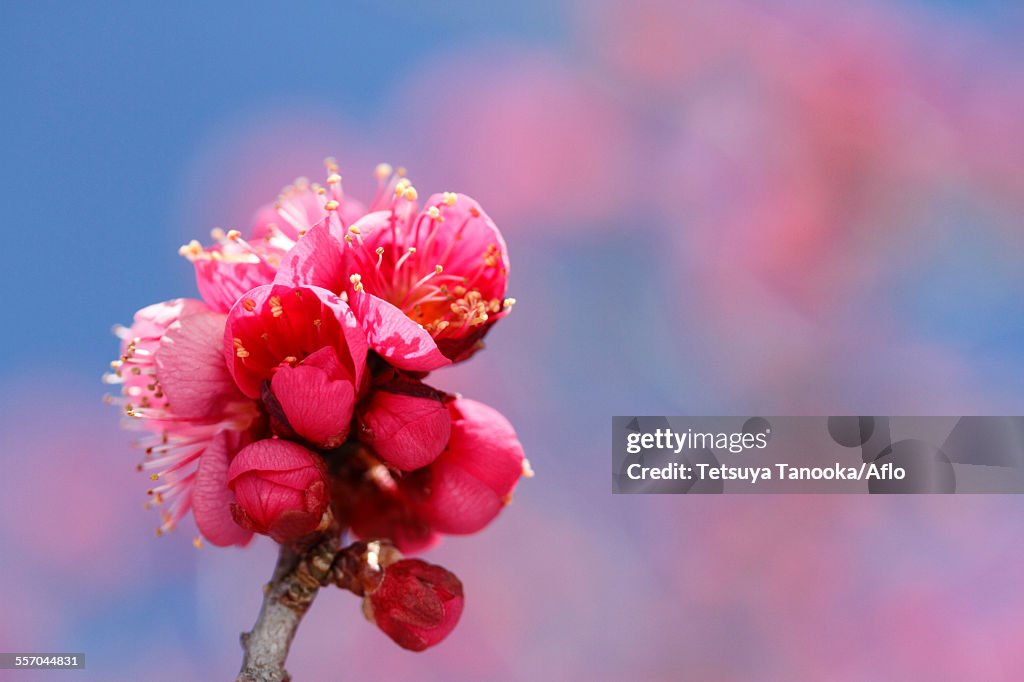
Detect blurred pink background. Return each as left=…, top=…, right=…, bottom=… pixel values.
left=3, top=1, right=1024, bottom=679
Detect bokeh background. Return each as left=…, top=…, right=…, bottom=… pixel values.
left=3, top=1, right=1024, bottom=679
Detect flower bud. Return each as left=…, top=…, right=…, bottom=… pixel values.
left=357, top=376, right=451, bottom=471
left=227, top=438, right=329, bottom=543
left=408, top=398, right=525, bottom=534
left=365, top=559, right=464, bottom=651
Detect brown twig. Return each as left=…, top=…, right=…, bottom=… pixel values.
left=236, top=536, right=340, bottom=682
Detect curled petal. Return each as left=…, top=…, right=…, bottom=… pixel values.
left=350, top=291, right=450, bottom=372
left=193, top=429, right=254, bottom=547
left=271, top=349, right=356, bottom=449
left=274, top=219, right=348, bottom=293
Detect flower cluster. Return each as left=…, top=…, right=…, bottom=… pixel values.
left=105, top=160, right=530, bottom=650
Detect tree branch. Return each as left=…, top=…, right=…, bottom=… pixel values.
left=236, top=536, right=340, bottom=682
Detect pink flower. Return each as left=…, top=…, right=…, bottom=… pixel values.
left=406, top=398, right=529, bottom=535
left=180, top=160, right=365, bottom=314
left=224, top=284, right=367, bottom=449
left=227, top=439, right=330, bottom=543
left=110, top=160, right=529, bottom=657
left=250, top=162, right=365, bottom=243
left=178, top=230, right=284, bottom=314
left=365, top=558, right=464, bottom=651
left=356, top=374, right=451, bottom=471
left=106, top=299, right=261, bottom=546
left=348, top=182, right=513, bottom=366
left=274, top=167, right=515, bottom=371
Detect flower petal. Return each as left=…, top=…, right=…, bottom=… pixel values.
left=358, top=378, right=450, bottom=471
left=270, top=354, right=356, bottom=449
left=155, top=309, right=245, bottom=419
left=224, top=284, right=367, bottom=399
left=274, top=219, right=348, bottom=293
left=410, top=399, right=524, bottom=535
left=193, top=429, right=253, bottom=547
left=194, top=255, right=279, bottom=314
left=350, top=291, right=450, bottom=372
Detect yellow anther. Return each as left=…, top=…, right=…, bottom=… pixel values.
left=397, top=166, right=407, bottom=177
left=178, top=240, right=202, bottom=258
left=435, top=264, right=443, bottom=274
left=324, top=199, right=339, bottom=211
left=326, top=173, right=341, bottom=185
left=522, top=459, right=535, bottom=478
left=375, top=246, right=384, bottom=255
left=348, top=225, right=360, bottom=234
left=375, top=163, right=393, bottom=179
left=324, top=157, right=338, bottom=172
left=503, top=297, right=517, bottom=308
left=403, top=186, right=418, bottom=201
left=427, top=206, right=441, bottom=220
left=442, top=192, right=457, bottom=206
left=193, top=537, right=203, bottom=549
left=269, top=295, right=284, bottom=317
left=226, top=229, right=242, bottom=241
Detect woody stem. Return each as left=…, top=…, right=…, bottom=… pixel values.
left=236, top=536, right=340, bottom=682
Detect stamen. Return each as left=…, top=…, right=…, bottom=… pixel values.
left=394, top=247, right=416, bottom=271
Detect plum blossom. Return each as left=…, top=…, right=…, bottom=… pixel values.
left=275, top=166, right=515, bottom=371
left=108, top=159, right=527, bottom=654
left=224, top=284, right=367, bottom=449
left=179, top=159, right=364, bottom=313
